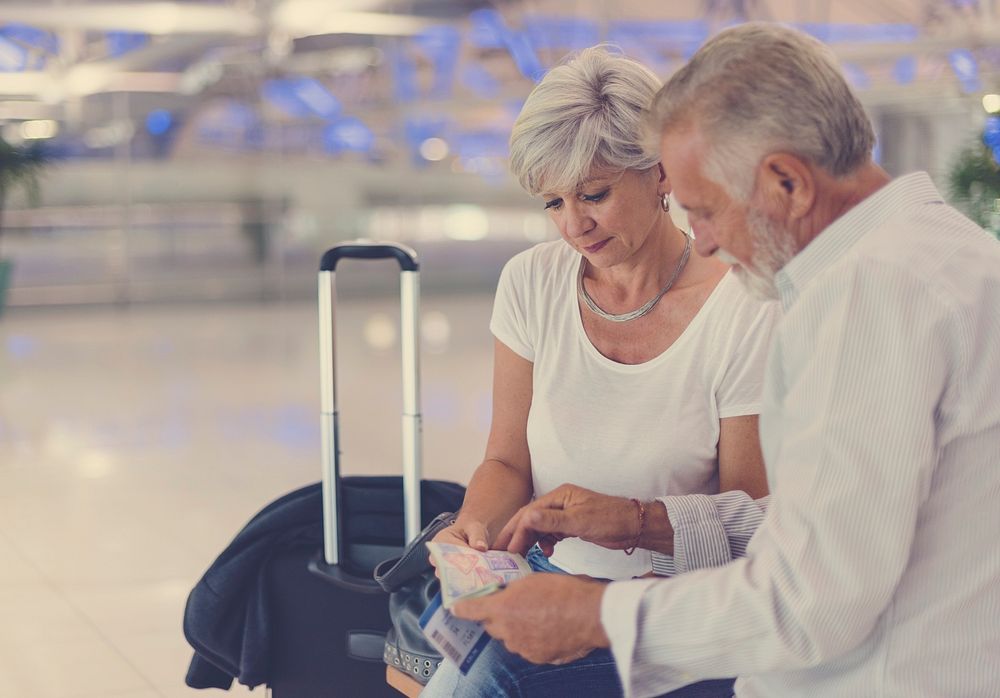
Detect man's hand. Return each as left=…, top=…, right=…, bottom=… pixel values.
left=494, top=483, right=640, bottom=555
left=452, top=573, right=610, bottom=665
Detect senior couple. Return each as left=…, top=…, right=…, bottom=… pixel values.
left=422, top=22, right=1000, bottom=698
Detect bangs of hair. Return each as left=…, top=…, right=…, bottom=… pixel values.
left=509, top=45, right=661, bottom=197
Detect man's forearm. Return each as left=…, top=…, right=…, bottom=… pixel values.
left=636, top=500, right=675, bottom=555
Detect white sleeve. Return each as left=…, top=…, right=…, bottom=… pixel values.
left=603, top=261, right=951, bottom=697
left=650, top=492, right=770, bottom=576
left=716, top=297, right=780, bottom=418
left=489, top=252, right=534, bottom=361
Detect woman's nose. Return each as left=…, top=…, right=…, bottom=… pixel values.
left=561, top=205, right=594, bottom=239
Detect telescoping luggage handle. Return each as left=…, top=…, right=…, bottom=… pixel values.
left=318, top=240, right=422, bottom=566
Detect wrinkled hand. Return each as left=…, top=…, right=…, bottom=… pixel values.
left=494, top=484, right=639, bottom=556
left=428, top=519, right=490, bottom=575
left=452, top=573, right=609, bottom=665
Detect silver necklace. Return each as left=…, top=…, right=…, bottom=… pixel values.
left=577, top=231, right=692, bottom=323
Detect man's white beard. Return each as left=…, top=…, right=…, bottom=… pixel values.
left=717, top=210, right=797, bottom=301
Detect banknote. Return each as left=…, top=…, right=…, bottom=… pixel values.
left=425, top=542, right=533, bottom=609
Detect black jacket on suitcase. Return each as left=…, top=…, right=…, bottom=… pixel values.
left=183, top=478, right=465, bottom=691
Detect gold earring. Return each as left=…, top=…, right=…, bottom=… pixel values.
left=660, top=193, right=670, bottom=212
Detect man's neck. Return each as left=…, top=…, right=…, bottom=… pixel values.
left=793, top=162, right=892, bottom=252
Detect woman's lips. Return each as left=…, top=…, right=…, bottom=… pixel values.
left=584, top=238, right=610, bottom=254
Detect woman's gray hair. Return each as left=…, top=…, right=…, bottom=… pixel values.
left=647, top=22, right=876, bottom=200
left=509, top=45, right=662, bottom=196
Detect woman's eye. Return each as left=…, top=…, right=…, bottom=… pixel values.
left=581, top=189, right=609, bottom=203
left=543, top=198, right=563, bottom=211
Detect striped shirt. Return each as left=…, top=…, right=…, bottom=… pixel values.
left=601, top=172, right=1000, bottom=697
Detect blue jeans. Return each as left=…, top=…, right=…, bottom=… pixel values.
left=421, top=547, right=735, bottom=697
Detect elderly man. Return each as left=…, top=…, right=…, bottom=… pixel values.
left=453, top=22, right=1000, bottom=698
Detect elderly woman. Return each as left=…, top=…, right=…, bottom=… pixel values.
left=422, top=46, right=777, bottom=697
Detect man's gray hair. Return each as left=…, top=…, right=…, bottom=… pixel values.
left=648, top=22, right=876, bottom=200
left=509, top=46, right=662, bottom=196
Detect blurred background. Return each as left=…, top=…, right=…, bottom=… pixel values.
left=2, top=1, right=1000, bottom=697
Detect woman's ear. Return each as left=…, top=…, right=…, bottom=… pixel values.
left=657, top=162, right=670, bottom=190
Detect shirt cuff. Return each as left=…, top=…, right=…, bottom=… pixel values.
left=601, top=578, right=658, bottom=698
left=650, top=552, right=676, bottom=576
left=657, top=495, right=733, bottom=573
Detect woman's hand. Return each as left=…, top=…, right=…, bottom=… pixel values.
left=431, top=519, right=490, bottom=552
left=427, top=518, right=491, bottom=577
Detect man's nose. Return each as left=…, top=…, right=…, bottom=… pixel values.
left=691, top=224, right=717, bottom=257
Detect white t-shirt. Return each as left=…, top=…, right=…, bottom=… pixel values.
left=490, top=240, right=779, bottom=580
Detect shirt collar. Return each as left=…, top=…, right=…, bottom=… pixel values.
left=774, top=171, right=943, bottom=309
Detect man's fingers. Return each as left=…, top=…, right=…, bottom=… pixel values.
left=493, top=508, right=524, bottom=551
left=506, top=509, right=574, bottom=555
left=451, top=595, right=491, bottom=622
left=539, top=534, right=560, bottom=557
left=504, top=519, right=539, bottom=555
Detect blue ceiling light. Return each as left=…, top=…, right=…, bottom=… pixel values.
left=523, top=16, right=599, bottom=50
left=461, top=64, right=500, bottom=98
left=389, top=46, right=419, bottom=103
left=468, top=9, right=508, bottom=49
left=981, top=115, right=1000, bottom=148
left=467, top=8, right=545, bottom=82
left=506, top=33, right=546, bottom=82
left=607, top=21, right=708, bottom=65
left=453, top=129, right=509, bottom=182
left=841, top=63, right=871, bottom=90
left=412, top=25, right=461, bottom=98
left=948, top=48, right=981, bottom=93
left=262, top=79, right=314, bottom=118
left=796, top=23, right=918, bottom=44
left=404, top=117, right=447, bottom=146
left=0, top=36, right=27, bottom=71
left=323, top=117, right=374, bottom=154
left=892, top=56, right=917, bottom=85
left=608, top=20, right=708, bottom=44
left=106, top=31, right=149, bottom=58
left=453, top=129, right=508, bottom=159
left=262, top=78, right=340, bottom=119
left=0, top=23, right=59, bottom=55
left=145, top=109, right=173, bottom=136
left=196, top=101, right=261, bottom=149
left=289, top=77, right=340, bottom=119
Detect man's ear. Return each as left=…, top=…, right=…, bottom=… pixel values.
left=757, top=153, right=814, bottom=220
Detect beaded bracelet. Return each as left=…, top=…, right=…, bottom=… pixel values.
left=623, top=498, right=646, bottom=556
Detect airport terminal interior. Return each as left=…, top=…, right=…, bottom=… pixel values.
left=2, top=1, right=1000, bottom=696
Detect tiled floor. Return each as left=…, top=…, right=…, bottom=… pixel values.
left=0, top=295, right=493, bottom=697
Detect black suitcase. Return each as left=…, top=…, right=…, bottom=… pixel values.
left=266, top=479, right=464, bottom=698
left=267, top=241, right=465, bottom=697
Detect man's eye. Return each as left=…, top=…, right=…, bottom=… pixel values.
left=543, top=198, right=563, bottom=211
left=581, top=190, right=609, bottom=203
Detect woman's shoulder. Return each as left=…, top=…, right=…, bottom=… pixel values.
left=712, top=272, right=782, bottom=338
left=502, top=239, right=576, bottom=280
left=712, top=271, right=777, bottom=312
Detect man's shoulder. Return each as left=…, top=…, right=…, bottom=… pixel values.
left=855, top=203, right=1000, bottom=295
